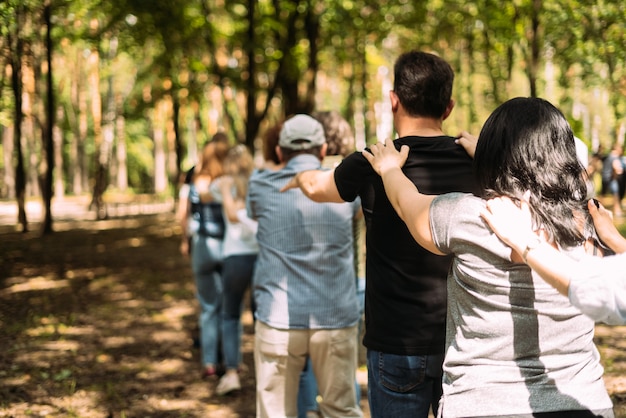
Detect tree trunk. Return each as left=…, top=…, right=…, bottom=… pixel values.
left=526, top=0, right=542, bottom=98
left=172, top=96, right=183, bottom=196
left=53, top=106, right=64, bottom=200
left=154, top=99, right=168, bottom=194
left=3, top=127, right=15, bottom=199
left=303, top=2, right=320, bottom=114
left=101, top=36, right=117, bottom=194
left=41, top=0, right=55, bottom=235
left=9, top=28, right=28, bottom=231
left=88, top=19, right=106, bottom=219
left=244, top=0, right=257, bottom=150
left=115, top=94, right=128, bottom=191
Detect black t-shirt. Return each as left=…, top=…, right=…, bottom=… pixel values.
left=334, top=136, right=479, bottom=355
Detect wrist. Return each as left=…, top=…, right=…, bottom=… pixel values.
left=521, top=234, right=543, bottom=263
left=380, top=164, right=403, bottom=177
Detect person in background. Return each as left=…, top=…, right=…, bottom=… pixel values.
left=210, top=144, right=259, bottom=395
left=364, top=97, right=613, bottom=417
left=248, top=114, right=362, bottom=418
left=296, top=110, right=365, bottom=418
left=178, top=133, right=230, bottom=257
left=282, top=51, right=478, bottom=418
left=601, top=142, right=624, bottom=217
left=180, top=135, right=230, bottom=379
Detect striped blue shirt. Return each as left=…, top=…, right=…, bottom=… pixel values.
left=247, top=154, right=361, bottom=329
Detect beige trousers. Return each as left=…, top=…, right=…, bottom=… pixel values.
left=254, top=321, right=362, bottom=418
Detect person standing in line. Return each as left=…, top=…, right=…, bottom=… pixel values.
left=248, top=114, right=363, bottom=418
left=297, top=110, right=365, bottom=418
left=363, top=97, right=613, bottom=417
left=601, top=142, right=624, bottom=217
left=456, top=131, right=626, bottom=326
left=180, top=136, right=230, bottom=379
left=282, top=51, right=479, bottom=418
left=209, top=144, right=260, bottom=395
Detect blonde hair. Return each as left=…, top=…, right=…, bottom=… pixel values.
left=224, top=145, right=254, bottom=199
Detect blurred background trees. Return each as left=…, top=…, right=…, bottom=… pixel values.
left=1, top=0, right=625, bottom=231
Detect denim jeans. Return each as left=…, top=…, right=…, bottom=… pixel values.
left=220, top=253, right=256, bottom=370
left=191, top=234, right=223, bottom=366
left=367, top=349, right=444, bottom=418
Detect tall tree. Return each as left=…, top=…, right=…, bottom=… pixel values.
left=4, top=1, right=29, bottom=231
left=42, top=0, right=55, bottom=234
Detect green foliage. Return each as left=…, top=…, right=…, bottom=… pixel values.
left=1, top=0, right=625, bottom=200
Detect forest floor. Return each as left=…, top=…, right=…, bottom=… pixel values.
left=0, top=196, right=625, bottom=417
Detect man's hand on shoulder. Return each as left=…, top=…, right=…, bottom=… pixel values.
left=280, top=173, right=302, bottom=193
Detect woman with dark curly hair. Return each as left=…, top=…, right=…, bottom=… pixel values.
left=364, top=97, right=614, bottom=417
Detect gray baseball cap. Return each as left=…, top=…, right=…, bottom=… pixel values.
left=278, top=114, right=326, bottom=150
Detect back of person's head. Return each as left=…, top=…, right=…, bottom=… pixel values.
left=263, top=122, right=283, bottom=165
left=474, top=97, right=590, bottom=247
left=393, top=51, right=454, bottom=119
left=312, top=110, right=355, bottom=158
left=278, top=114, right=326, bottom=161
left=198, top=134, right=230, bottom=179
left=224, top=144, right=255, bottom=199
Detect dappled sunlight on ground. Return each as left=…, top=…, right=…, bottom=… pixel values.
left=0, top=204, right=624, bottom=417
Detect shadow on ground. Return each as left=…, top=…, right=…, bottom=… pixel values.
left=0, top=205, right=624, bottom=417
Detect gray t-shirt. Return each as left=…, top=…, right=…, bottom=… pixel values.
left=430, top=193, right=612, bottom=417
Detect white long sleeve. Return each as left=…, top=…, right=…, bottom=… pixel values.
left=568, top=253, right=626, bottom=325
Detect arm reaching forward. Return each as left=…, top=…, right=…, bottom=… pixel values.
left=280, top=169, right=344, bottom=203
left=589, top=198, right=626, bottom=253
left=362, top=142, right=442, bottom=255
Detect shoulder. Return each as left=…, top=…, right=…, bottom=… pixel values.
left=335, top=151, right=375, bottom=181
left=430, top=193, right=485, bottom=235
left=432, top=193, right=483, bottom=217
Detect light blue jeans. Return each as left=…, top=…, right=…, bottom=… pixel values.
left=191, top=234, right=223, bottom=367
left=367, top=350, right=444, bottom=418
left=220, top=253, right=256, bottom=370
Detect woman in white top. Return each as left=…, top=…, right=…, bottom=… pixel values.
left=211, top=145, right=259, bottom=395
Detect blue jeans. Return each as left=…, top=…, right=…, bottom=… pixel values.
left=298, top=358, right=319, bottom=416
left=191, top=234, right=223, bottom=366
left=297, top=358, right=362, bottom=417
left=220, top=253, right=256, bottom=370
left=367, top=350, right=444, bottom=418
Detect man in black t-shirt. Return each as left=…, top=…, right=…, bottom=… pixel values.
left=281, top=51, right=479, bottom=418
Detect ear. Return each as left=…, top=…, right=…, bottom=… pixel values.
left=319, top=143, right=328, bottom=160
left=442, top=99, right=455, bottom=121
left=276, top=146, right=285, bottom=163
left=389, top=90, right=400, bottom=112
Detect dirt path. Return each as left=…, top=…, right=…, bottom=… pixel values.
left=0, top=203, right=624, bottom=417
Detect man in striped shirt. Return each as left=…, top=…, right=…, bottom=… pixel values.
left=247, top=114, right=363, bottom=418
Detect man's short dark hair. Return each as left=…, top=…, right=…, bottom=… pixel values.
left=393, top=51, right=454, bottom=119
